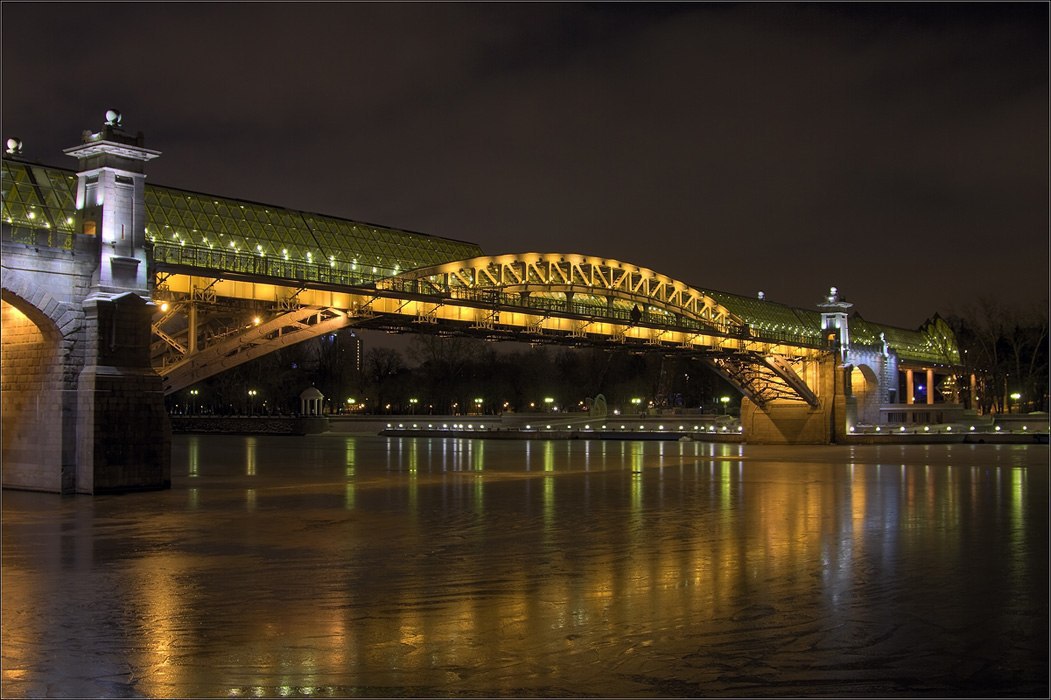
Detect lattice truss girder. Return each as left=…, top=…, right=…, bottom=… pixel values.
left=157, top=301, right=358, bottom=395
left=377, top=253, right=743, bottom=332
left=155, top=273, right=822, bottom=358
left=706, top=352, right=819, bottom=408
left=151, top=273, right=827, bottom=393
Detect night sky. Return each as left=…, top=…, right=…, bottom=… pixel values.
left=3, top=2, right=1047, bottom=330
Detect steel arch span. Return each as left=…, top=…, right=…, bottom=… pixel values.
left=377, top=252, right=745, bottom=334
left=152, top=252, right=832, bottom=404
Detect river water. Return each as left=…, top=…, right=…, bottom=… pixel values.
left=2, top=436, right=1047, bottom=698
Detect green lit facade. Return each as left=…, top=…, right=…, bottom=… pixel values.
left=2, top=160, right=483, bottom=285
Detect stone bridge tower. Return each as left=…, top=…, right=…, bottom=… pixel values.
left=1, top=111, right=170, bottom=493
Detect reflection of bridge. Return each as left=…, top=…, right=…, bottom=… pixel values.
left=2, top=113, right=963, bottom=494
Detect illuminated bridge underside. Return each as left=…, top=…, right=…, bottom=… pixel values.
left=154, top=253, right=829, bottom=403
left=709, top=353, right=819, bottom=408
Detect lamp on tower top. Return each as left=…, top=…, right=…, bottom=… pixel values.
left=817, top=286, right=853, bottom=362
left=63, top=110, right=161, bottom=298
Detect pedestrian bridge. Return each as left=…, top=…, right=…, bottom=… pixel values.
left=1, top=113, right=963, bottom=493
left=150, top=246, right=835, bottom=410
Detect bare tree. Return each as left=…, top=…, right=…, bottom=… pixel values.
left=947, top=297, right=1049, bottom=413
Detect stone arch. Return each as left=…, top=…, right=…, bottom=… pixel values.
left=850, top=363, right=881, bottom=425
left=1, top=285, right=75, bottom=492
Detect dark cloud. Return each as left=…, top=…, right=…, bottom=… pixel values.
left=3, top=2, right=1046, bottom=329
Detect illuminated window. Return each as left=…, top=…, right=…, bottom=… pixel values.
left=82, top=220, right=97, bottom=236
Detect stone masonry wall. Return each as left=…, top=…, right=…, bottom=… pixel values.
left=76, top=294, right=171, bottom=493
left=1, top=300, right=65, bottom=491
left=2, top=237, right=97, bottom=492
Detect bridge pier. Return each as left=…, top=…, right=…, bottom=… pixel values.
left=740, top=355, right=852, bottom=444
left=2, top=111, right=170, bottom=493
left=76, top=293, right=170, bottom=493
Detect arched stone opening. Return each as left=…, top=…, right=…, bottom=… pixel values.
left=1, top=293, right=72, bottom=492
left=851, top=363, right=880, bottom=425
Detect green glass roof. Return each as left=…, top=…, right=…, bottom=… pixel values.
left=2, top=158, right=959, bottom=366
left=704, top=291, right=824, bottom=340
left=852, top=315, right=961, bottom=366
left=2, top=160, right=482, bottom=273
left=1, top=160, right=79, bottom=246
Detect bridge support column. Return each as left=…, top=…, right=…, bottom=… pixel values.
left=187, top=301, right=198, bottom=354
left=76, top=293, right=171, bottom=493
left=740, top=355, right=850, bottom=444
left=63, top=112, right=171, bottom=493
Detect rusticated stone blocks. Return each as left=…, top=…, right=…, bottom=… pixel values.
left=76, top=293, right=171, bottom=493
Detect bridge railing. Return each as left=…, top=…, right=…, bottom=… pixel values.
left=151, top=242, right=829, bottom=350
left=381, top=279, right=827, bottom=349
left=1, top=224, right=74, bottom=250
left=151, top=242, right=393, bottom=287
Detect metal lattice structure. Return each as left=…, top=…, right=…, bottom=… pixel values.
left=144, top=182, right=482, bottom=284
left=709, top=353, right=820, bottom=408
left=3, top=158, right=964, bottom=406
left=1, top=160, right=78, bottom=249
left=379, top=253, right=742, bottom=334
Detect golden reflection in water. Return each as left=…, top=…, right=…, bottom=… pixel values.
left=406, top=439, right=418, bottom=517
left=246, top=487, right=256, bottom=511
left=345, top=438, right=356, bottom=510
left=630, top=443, right=644, bottom=512
left=720, top=461, right=732, bottom=503
left=1008, top=467, right=1029, bottom=589
left=9, top=442, right=1040, bottom=697
left=474, top=439, right=485, bottom=513
left=187, top=435, right=199, bottom=478
left=1011, top=467, right=1026, bottom=530
left=543, top=440, right=555, bottom=472
left=128, top=553, right=192, bottom=695
left=543, top=440, right=556, bottom=535
left=408, top=438, right=419, bottom=474
left=245, top=437, right=257, bottom=476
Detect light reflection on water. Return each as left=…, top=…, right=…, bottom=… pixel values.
left=1, top=436, right=1046, bottom=698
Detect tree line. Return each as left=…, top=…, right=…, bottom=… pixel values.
left=945, top=298, right=1049, bottom=414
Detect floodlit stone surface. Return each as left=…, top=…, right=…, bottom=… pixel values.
left=2, top=436, right=1047, bottom=697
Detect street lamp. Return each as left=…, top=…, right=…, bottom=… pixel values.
left=189, top=388, right=199, bottom=415
left=409, top=397, right=418, bottom=414
left=248, top=389, right=257, bottom=416
left=543, top=397, right=555, bottom=412
left=474, top=397, right=484, bottom=415
left=1010, top=392, right=1022, bottom=414
left=631, top=397, right=642, bottom=415
left=720, top=396, right=730, bottom=415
